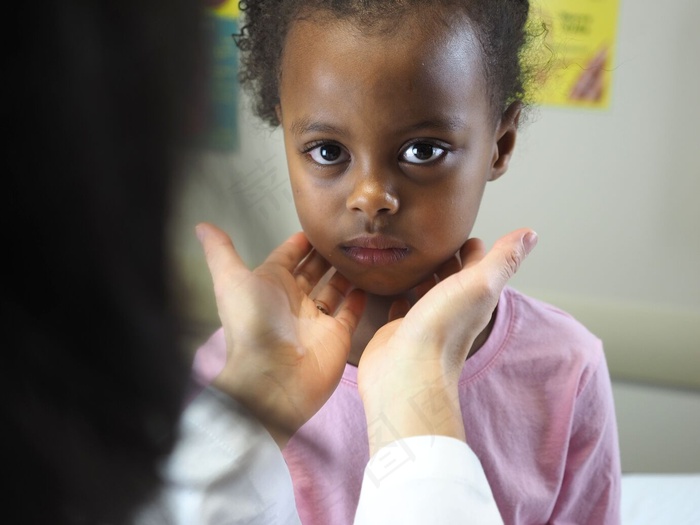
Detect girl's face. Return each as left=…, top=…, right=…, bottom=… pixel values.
left=278, top=13, right=518, bottom=296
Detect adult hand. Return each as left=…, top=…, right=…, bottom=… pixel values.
left=196, top=222, right=365, bottom=448
left=358, top=229, right=538, bottom=455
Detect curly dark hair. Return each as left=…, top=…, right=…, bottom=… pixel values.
left=235, top=0, right=537, bottom=126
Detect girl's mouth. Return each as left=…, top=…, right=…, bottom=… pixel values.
left=340, top=235, right=410, bottom=266
left=341, top=246, right=409, bottom=265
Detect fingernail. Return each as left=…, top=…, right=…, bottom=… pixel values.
left=523, top=231, right=538, bottom=254
left=195, top=224, right=206, bottom=243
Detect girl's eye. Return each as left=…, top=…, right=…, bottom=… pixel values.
left=401, top=143, right=446, bottom=165
left=307, top=143, right=350, bottom=165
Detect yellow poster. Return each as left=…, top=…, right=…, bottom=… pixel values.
left=528, top=0, right=620, bottom=110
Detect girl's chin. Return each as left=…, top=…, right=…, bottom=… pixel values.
left=345, top=274, right=427, bottom=298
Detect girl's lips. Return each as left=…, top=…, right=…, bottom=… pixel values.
left=341, top=246, right=409, bottom=265
left=340, top=236, right=409, bottom=266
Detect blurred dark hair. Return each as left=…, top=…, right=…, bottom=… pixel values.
left=3, top=1, right=206, bottom=523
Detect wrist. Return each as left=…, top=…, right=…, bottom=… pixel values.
left=363, top=383, right=465, bottom=457
left=211, top=372, right=297, bottom=450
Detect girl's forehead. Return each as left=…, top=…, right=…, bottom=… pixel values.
left=279, top=11, right=491, bottom=133
left=282, top=12, right=483, bottom=87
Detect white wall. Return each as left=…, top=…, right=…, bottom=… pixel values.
left=612, top=381, right=700, bottom=473
left=475, top=0, right=700, bottom=313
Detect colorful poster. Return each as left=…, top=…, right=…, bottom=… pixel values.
left=204, top=0, right=240, bottom=150
left=528, top=0, right=621, bottom=110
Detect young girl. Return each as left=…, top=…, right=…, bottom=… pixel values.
left=208, top=1, right=621, bottom=523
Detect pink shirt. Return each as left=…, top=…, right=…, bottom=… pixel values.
left=281, top=287, right=621, bottom=524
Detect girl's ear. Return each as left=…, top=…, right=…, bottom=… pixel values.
left=489, top=102, right=522, bottom=181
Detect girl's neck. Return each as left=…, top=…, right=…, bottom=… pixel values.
left=347, top=292, right=401, bottom=366
left=346, top=291, right=496, bottom=367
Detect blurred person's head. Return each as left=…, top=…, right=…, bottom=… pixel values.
left=4, top=1, right=205, bottom=522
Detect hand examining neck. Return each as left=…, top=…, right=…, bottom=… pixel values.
left=346, top=292, right=496, bottom=367
left=196, top=222, right=366, bottom=449
left=196, top=222, right=536, bottom=454
left=357, top=229, right=538, bottom=456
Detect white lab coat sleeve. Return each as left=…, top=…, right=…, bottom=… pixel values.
left=136, top=386, right=301, bottom=525
left=354, top=435, right=503, bottom=525
left=138, top=387, right=502, bottom=525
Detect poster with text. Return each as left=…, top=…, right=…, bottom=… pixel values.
left=528, top=0, right=621, bottom=110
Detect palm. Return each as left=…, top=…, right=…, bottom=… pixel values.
left=357, top=230, right=535, bottom=452
left=198, top=223, right=364, bottom=444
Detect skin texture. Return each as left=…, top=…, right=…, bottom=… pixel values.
left=277, top=12, right=521, bottom=363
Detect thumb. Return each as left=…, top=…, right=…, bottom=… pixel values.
left=476, top=228, right=538, bottom=291
left=195, top=222, right=247, bottom=296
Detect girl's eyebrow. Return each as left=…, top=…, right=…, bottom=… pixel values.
left=289, top=117, right=348, bottom=137
left=398, top=116, right=468, bottom=134
left=289, top=115, right=468, bottom=137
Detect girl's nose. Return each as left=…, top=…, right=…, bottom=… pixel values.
left=345, top=173, right=399, bottom=218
